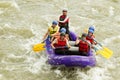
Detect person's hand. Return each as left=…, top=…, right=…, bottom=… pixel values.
left=52, top=46, right=56, bottom=49
left=42, top=37, right=45, bottom=42
left=68, top=46, right=71, bottom=49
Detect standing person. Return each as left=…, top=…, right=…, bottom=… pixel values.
left=58, top=9, right=69, bottom=37
left=42, top=20, right=59, bottom=42
left=75, top=33, right=91, bottom=56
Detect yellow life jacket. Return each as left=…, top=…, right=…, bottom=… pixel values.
left=48, top=25, right=59, bottom=36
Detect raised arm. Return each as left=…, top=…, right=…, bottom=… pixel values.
left=59, top=16, right=69, bottom=23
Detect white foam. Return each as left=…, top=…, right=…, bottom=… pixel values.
left=54, top=69, right=62, bottom=77
left=11, top=0, right=20, bottom=11
left=103, top=35, right=120, bottom=45
left=0, top=74, right=3, bottom=79
left=27, top=54, right=47, bottom=74
left=0, top=10, right=4, bottom=15
left=76, top=67, right=111, bottom=80
left=92, top=8, right=99, bottom=15
left=109, top=6, right=114, bottom=17
left=7, top=54, right=23, bottom=59
left=0, top=1, right=20, bottom=11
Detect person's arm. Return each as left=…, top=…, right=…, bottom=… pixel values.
left=93, top=38, right=98, bottom=45
left=51, top=39, right=57, bottom=49
left=75, top=37, right=80, bottom=45
left=59, top=16, right=69, bottom=23
left=66, top=39, right=71, bottom=48
left=42, top=29, right=49, bottom=41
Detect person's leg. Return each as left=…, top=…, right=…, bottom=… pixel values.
left=80, top=52, right=88, bottom=56
left=54, top=48, right=67, bottom=55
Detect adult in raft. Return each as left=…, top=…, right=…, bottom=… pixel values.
left=42, top=20, right=59, bottom=42
left=51, top=32, right=70, bottom=55
left=58, top=9, right=69, bottom=39
left=86, top=26, right=97, bottom=45
left=51, top=28, right=69, bottom=41
left=75, top=33, right=91, bottom=56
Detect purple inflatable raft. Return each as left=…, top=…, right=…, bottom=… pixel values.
left=45, top=32, right=96, bottom=67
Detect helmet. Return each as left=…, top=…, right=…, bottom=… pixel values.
left=62, top=9, right=67, bottom=12
left=89, top=26, right=95, bottom=31
left=60, top=28, right=66, bottom=33
left=60, top=32, right=65, bottom=36
left=81, top=33, right=87, bottom=37
left=52, top=20, right=58, bottom=25
left=88, top=29, right=94, bottom=33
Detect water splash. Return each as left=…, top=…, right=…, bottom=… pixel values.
left=109, top=6, right=114, bottom=17
left=103, top=35, right=120, bottom=45
left=0, top=0, right=20, bottom=11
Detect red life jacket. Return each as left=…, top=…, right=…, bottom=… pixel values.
left=59, top=15, right=69, bottom=27
left=86, top=35, right=95, bottom=44
left=79, top=40, right=89, bottom=52
left=54, top=38, right=67, bottom=47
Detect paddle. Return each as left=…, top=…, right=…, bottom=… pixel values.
left=94, top=42, right=113, bottom=59
left=97, top=43, right=113, bottom=59
left=83, top=28, right=113, bottom=59
left=33, top=41, right=46, bottom=52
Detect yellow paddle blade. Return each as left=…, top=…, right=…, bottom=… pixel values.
left=103, top=47, right=113, bottom=56
left=33, top=43, right=45, bottom=52
left=96, top=49, right=112, bottom=59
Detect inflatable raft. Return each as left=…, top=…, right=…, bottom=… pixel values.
left=45, top=32, right=96, bottom=67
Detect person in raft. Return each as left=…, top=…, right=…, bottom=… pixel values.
left=86, top=26, right=97, bottom=47
left=75, top=33, right=91, bottom=56
left=58, top=9, right=69, bottom=39
left=51, top=32, right=71, bottom=54
left=51, top=28, right=69, bottom=41
left=42, top=20, right=59, bottom=42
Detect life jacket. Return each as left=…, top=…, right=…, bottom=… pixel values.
left=54, top=38, right=67, bottom=47
left=79, top=40, right=89, bottom=53
left=59, top=15, right=69, bottom=27
left=48, top=26, right=59, bottom=36
left=86, top=35, right=95, bottom=44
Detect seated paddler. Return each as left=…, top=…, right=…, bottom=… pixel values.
left=51, top=32, right=71, bottom=54
left=42, top=20, right=59, bottom=42
left=75, top=33, right=91, bottom=56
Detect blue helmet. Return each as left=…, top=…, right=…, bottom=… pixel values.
left=88, top=29, right=94, bottom=33
left=52, top=20, right=58, bottom=25
left=89, top=26, right=95, bottom=31
left=60, top=28, right=66, bottom=33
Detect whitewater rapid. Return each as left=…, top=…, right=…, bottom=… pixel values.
left=0, top=0, right=120, bottom=80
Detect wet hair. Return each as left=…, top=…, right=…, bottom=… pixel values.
left=81, top=33, right=87, bottom=37
left=60, top=32, right=65, bottom=36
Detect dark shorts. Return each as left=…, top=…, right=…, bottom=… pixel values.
left=79, top=52, right=88, bottom=56
left=59, top=26, right=69, bottom=34
left=54, top=48, right=69, bottom=55
left=54, top=48, right=88, bottom=56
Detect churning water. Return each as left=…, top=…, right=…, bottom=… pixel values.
left=0, top=0, right=120, bottom=80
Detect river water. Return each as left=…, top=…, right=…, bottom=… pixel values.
left=0, top=0, right=120, bottom=80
